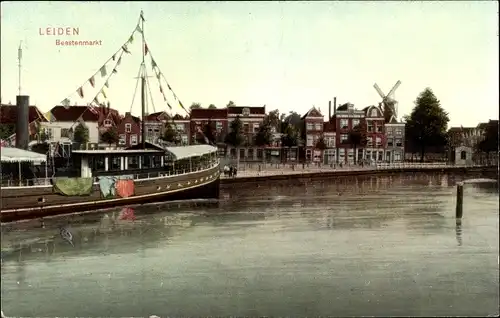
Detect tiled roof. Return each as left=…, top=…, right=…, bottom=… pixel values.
left=191, top=108, right=228, bottom=119
left=0, top=104, right=47, bottom=124
left=145, top=111, right=167, bottom=121
left=227, top=106, right=266, bottom=115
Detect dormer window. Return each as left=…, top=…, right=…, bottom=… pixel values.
left=104, top=119, right=112, bottom=127
left=371, top=109, right=378, bottom=117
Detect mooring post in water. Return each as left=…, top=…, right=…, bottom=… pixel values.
left=456, top=182, right=464, bottom=220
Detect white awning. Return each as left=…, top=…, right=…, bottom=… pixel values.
left=165, top=145, right=217, bottom=160
left=1, top=146, right=47, bottom=163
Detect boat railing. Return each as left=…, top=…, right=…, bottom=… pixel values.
left=1, top=159, right=220, bottom=188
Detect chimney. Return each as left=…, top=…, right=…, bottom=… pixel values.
left=15, top=95, right=29, bottom=150
left=333, top=97, right=337, bottom=115
left=328, top=100, right=331, bottom=120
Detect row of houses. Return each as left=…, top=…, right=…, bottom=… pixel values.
left=1, top=100, right=408, bottom=163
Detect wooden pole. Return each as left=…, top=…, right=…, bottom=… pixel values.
left=456, top=182, right=464, bottom=220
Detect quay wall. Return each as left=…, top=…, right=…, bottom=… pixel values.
left=220, top=165, right=498, bottom=189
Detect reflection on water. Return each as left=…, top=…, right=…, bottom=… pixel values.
left=1, top=172, right=498, bottom=317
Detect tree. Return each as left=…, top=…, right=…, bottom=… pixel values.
left=348, top=119, right=368, bottom=164
left=225, top=116, right=244, bottom=161
left=404, top=88, right=450, bottom=162
left=73, top=122, right=89, bottom=147
left=162, top=123, right=178, bottom=144
left=0, top=123, right=15, bottom=140
left=208, top=104, right=217, bottom=109
left=226, top=101, right=236, bottom=107
left=315, top=136, right=327, bottom=150
left=254, top=122, right=272, bottom=147
left=267, top=109, right=280, bottom=132
left=281, top=124, right=299, bottom=148
left=202, top=120, right=216, bottom=144
left=478, top=120, right=499, bottom=159
left=100, top=126, right=119, bottom=146
left=190, top=102, right=202, bottom=110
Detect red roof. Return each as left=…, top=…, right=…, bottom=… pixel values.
left=190, top=108, right=228, bottom=119
left=50, top=105, right=99, bottom=122
left=0, top=104, right=47, bottom=124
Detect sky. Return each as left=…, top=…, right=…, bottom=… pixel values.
left=1, top=1, right=498, bottom=127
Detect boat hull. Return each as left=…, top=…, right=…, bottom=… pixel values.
left=0, top=165, right=220, bottom=223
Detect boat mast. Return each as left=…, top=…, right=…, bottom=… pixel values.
left=18, top=41, right=22, bottom=95
left=140, top=10, right=146, bottom=149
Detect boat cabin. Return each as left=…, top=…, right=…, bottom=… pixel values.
left=71, top=142, right=218, bottom=178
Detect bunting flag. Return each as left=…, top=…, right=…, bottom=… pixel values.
left=136, top=25, right=142, bottom=34
left=104, top=81, right=109, bottom=88
left=89, top=76, right=95, bottom=88
left=167, top=83, right=172, bottom=91
left=112, top=69, right=118, bottom=74
left=100, top=65, right=107, bottom=77
left=151, top=58, right=157, bottom=70
left=44, top=111, right=55, bottom=123
left=88, top=105, right=99, bottom=115
left=112, top=54, right=116, bottom=61
left=140, top=11, right=145, bottom=21
left=128, top=34, right=134, bottom=44
left=101, top=88, right=107, bottom=99
left=167, top=102, right=172, bottom=109
left=61, top=98, right=71, bottom=108
left=117, top=56, right=122, bottom=66
left=93, top=96, right=100, bottom=105
left=144, top=43, right=149, bottom=56
left=156, top=71, right=161, bottom=80
left=179, top=101, right=185, bottom=109
left=122, top=44, right=130, bottom=54
left=77, top=87, right=84, bottom=98
left=159, top=85, right=163, bottom=94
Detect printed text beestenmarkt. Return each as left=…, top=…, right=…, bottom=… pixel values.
left=56, top=39, right=102, bottom=46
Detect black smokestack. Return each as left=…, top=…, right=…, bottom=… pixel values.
left=328, top=100, right=331, bottom=121
left=16, top=95, right=29, bottom=150
left=333, top=97, right=337, bottom=115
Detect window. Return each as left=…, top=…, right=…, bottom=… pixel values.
left=147, top=128, right=153, bottom=137
left=306, top=149, right=312, bottom=161
left=154, top=128, right=160, bottom=136
left=340, top=119, right=348, bottom=129
left=387, top=138, right=394, bottom=147
left=394, top=153, right=401, bottom=161
left=366, top=150, right=371, bottom=159
left=377, top=125, right=383, bottom=133
left=339, top=148, right=345, bottom=158
left=306, top=135, right=314, bottom=147
left=243, top=123, right=250, bottom=133
left=125, top=123, right=132, bottom=133
left=181, top=135, right=188, bottom=145
left=216, top=122, right=223, bottom=132
left=306, top=123, right=313, bottom=131
left=371, top=109, right=378, bottom=117
left=326, top=136, right=335, bottom=148
left=378, top=151, right=383, bottom=161
left=376, top=137, right=382, bottom=147
left=347, top=149, right=354, bottom=158
left=352, top=119, right=360, bottom=127
left=131, top=134, right=138, bottom=145
left=366, top=137, right=373, bottom=147
left=367, top=122, right=374, bottom=132
left=104, top=119, right=112, bottom=127
left=176, top=124, right=185, bottom=132
left=61, top=128, right=71, bottom=138
left=340, top=134, right=349, bottom=143
left=395, top=138, right=402, bottom=147
left=315, top=123, right=322, bottom=131
left=386, top=151, right=391, bottom=161
left=395, top=128, right=402, bottom=135
left=119, top=134, right=126, bottom=145
left=253, top=123, right=260, bottom=133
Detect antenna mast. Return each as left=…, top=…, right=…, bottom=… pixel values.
left=18, top=41, right=22, bottom=95
left=140, top=10, right=147, bottom=149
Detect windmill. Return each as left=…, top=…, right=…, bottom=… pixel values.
left=373, top=80, right=401, bottom=122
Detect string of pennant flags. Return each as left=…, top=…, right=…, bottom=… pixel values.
left=45, top=12, right=188, bottom=125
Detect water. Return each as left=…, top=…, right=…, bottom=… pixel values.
left=1, top=173, right=498, bottom=317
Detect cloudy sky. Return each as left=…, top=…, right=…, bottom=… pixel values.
left=1, top=1, right=498, bottom=126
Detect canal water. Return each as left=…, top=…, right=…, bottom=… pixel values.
left=1, top=173, right=498, bottom=317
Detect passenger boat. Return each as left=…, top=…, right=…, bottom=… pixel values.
left=0, top=12, right=220, bottom=223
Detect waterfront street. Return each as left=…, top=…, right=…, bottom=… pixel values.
left=1, top=173, right=499, bottom=317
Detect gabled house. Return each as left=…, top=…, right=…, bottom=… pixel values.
left=331, top=102, right=365, bottom=164
left=363, top=105, right=386, bottom=163
left=144, top=111, right=170, bottom=143
left=117, top=112, right=141, bottom=148
left=191, top=108, right=228, bottom=154
left=226, top=105, right=265, bottom=160
left=384, top=115, right=405, bottom=162
left=302, top=107, right=324, bottom=162
left=323, top=121, right=336, bottom=164
left=171, top=114, right=190, bottom=145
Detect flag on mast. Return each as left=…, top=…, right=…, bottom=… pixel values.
left=18, top=41, right=22, bottom=61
